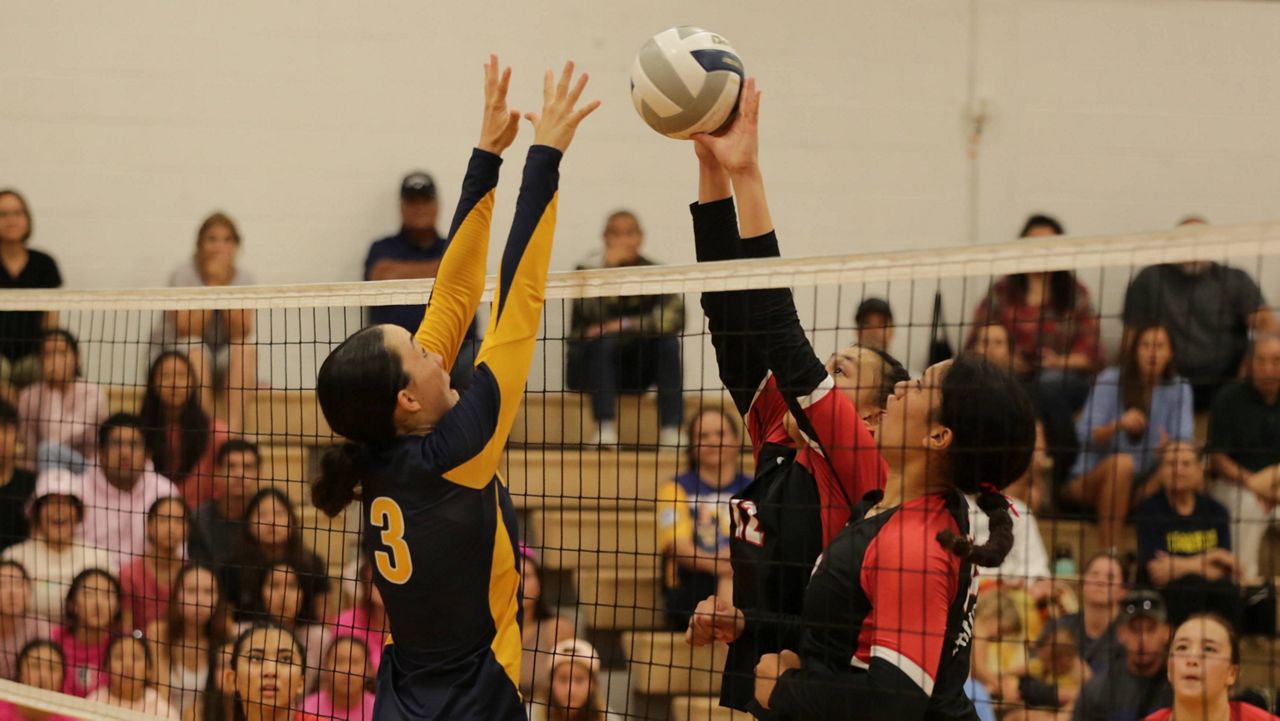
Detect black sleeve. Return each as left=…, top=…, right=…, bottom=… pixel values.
left=743, top=236, right=828, bottom=399
left=692, top=199, right=770, bottom=415
left=769, top=658, right=931, bottom=721
left=1019, top=675, right=1063, bottom=708
left=740, top=606, right=805, bottom=657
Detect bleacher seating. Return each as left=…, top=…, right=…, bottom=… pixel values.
left=623, top=632, right=728, bottom=696
left=669, top=695, right=753, bottom=721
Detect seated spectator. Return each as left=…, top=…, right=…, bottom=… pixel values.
left=223, top=623, right=310, bottom=721
left=567, top=211, right=684, bottom=446
left=1041, top=551, right=1126, bottom=675
left=1123, top=218, right=1278, bottom=410
left=969, top=215, right=1103, bottom=487
left=2, top=472, right=113, bottom=622
left=79, top=413, right=181, bottom=567
left=0, top=640, right=75, bottom=721
left=0, top=561, right=39, bottom=679
left=0, top=402, right=36, bottom=553
left=86, top=634, right=175, bottom=717
left=17, top=330, right=107, bottom=473
left=221, top=488, right=327, bottom=618
left=119, top=497, right=189, bottom=630
left=364, top=171, right=478, bottom=390
left=968, top=321, right=1016, bottom=373
left=1135, top=442, right=1241, bottom=627
left=329, top=557, right=387, bottom=674
left=657, top=407, right=750, bottom=631
left=528, top=638, right=624, bottom=721
left=1145, top=613, right=1276, bottom=721
left=301, top=636, right=376, bottom=721
left=1067, top=324, right=1193, bottom=548
left=242, top=560, right=330, bottom=690
left=0, top=190, right=62, bottom=390
left=973, top=422, right=1052, bottom=597
left=1207, top=333, right=1280, bottom=580
left=1071, top=590, right=1173, bottom=721
left=53, top=567, right=123, bottom=697
left=189, top=439, right=259, bottom=574
left=1004, top=420, right=1050, bottom=514
left=140, top=352, right=230, bottom=507
left=971, top=590, right=1030, bottom=700
left=144, top=564, right=233, bottom=719
left=519, top=546, right=574, bottom=700
left=160, top=212, right=258, bottom=433
left=854, top=297, right=894, bottom=352
left=1011, top=624, right=1090, bottom=718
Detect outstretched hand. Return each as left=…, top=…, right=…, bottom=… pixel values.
left=525, top=61, right=601, bottom=153
left=477, top=54, right=521, bottom=156
left=692, top=77, right=761, bottom=174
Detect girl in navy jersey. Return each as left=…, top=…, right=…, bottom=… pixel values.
left=690, top=80, right=1036, bottom=721
left=683, top=83, right=908, bottom=714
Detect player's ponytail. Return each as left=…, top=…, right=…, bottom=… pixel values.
left=934, top=354, right=1036, bottom=568
left=314, top=326, right=408, bottom=517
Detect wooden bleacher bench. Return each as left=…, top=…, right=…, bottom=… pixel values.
left=623, top=632, right=727, bottom=696
left=575, top=565, right=662, bottom=630
left=510, top=394, right=728, bottom=446
left=670, top=696, right=753, bottom=721
left=503, top=449, right=753, bottom=508
left=528, top=508, right=659, bottom=570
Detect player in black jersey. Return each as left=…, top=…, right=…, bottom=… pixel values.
left=692, top=79, right=1036, bottom=721
left=682, top=81, right=909, bottom=715
left=310, top=57, right=598, bottom=721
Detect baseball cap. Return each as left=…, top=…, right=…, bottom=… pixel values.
left=400, top=171, right=437, bottom=200
left=1120, top=589, right=1167, bottom=624
left=28, top=468, right=86, bottom=518
left=549, top=638, right=601, bottom=676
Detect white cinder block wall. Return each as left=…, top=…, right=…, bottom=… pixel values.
left=2, top=0, right=1278, bottom=384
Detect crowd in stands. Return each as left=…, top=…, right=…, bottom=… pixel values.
left=0, top=176, right=1278, bottom=720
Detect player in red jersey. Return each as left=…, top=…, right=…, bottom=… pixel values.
left=1146, top=613, right=1280, bottom=721
left=691, top=79, right=1037, bottom=721
left=683, top=80, right=908, bottom=714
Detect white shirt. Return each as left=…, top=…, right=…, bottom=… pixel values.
left=969, top=495, right=1051, bottom=582
left=2, top=539, right=115, bottom=623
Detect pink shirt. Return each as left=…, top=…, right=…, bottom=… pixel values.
left=330, top=607, right=385, bottom=673
left=51, top=626, right=108, bottom=698
left=301, top=690, right=377, bottom=721
left=76, top=465, right=180, bottom=568
left=118, top=558, right=172, bottom=631
left=16, top=381, right=109, bottom=467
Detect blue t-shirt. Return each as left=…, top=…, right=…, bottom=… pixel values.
left=1072, top=367, right=1195, bottom=478
left=363, top=230, right=477, bottom=338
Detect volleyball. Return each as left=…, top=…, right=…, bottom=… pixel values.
left=630, top=26, right=744, bottom=139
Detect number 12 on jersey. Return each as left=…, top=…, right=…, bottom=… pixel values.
left=370, top=497, right=413, bottom=584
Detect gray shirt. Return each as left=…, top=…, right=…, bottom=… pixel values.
left=1123, top=263, right=1264, bottom=383
left=159, top=259, right=257, bottom=350
left=1071, top=658, right=1171, bottom=721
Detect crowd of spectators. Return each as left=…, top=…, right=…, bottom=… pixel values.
left=0, top=177, right=1278, bottom=720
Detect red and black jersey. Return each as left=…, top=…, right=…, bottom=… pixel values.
left=767, top=490, right=981, bottom=721
left=691, top=198, right=887, bottom=711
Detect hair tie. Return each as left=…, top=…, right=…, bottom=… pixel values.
left=977, top=483, right=1019, bottom=518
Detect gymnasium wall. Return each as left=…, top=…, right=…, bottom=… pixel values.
left=2, top=0, right=1278, bottom=382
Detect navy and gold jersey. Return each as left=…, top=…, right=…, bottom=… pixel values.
left=362, top=145, right=562, bottom=721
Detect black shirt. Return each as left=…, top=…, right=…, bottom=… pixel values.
left=0, top=468, right=36, bottom=553
left=1207, top=381, right=1280, bottom=473
left=0, top=250, right=62, bottom=361
left=188, top=501, right=246, bottom=573
left=1071, top=659, right=1171, bottom=721
left=1035, top=613, right=1121, bottom=673
left=1133, top=492, right=1232, bottom=587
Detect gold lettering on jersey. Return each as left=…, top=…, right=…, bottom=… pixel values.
left=1164, top=529, right=1219, bottom=555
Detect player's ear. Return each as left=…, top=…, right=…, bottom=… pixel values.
left=926, top=422, right=953, bottom=451
left=396, top=388, right=421, bottom=414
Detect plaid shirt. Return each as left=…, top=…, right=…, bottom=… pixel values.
left=969, top=277, right=1103, bottom=373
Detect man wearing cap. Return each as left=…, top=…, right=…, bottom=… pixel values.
left=364, top=170, right=479, bottom=389
left=1071, top=590, right=1173, bottom=721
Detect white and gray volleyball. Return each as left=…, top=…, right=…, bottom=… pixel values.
left=631, top=26, right=744, bottom=140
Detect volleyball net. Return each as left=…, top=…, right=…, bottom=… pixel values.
left=0, top=220, right=1276, bottom=720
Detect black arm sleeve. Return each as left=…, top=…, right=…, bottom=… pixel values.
left=692, top=198, right=772, bottom=415
left=740, top=606, right=806, bottom=658
left=769, top=658, right=931, bottom=721
left=1019, top=676, right=1063, bottom=708
left=743, top=233, right=829, bottom=399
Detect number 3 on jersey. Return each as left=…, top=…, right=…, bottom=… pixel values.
left=370, top=497, right=413, bottom=584
left=733, top=499, right=765, bottom=547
